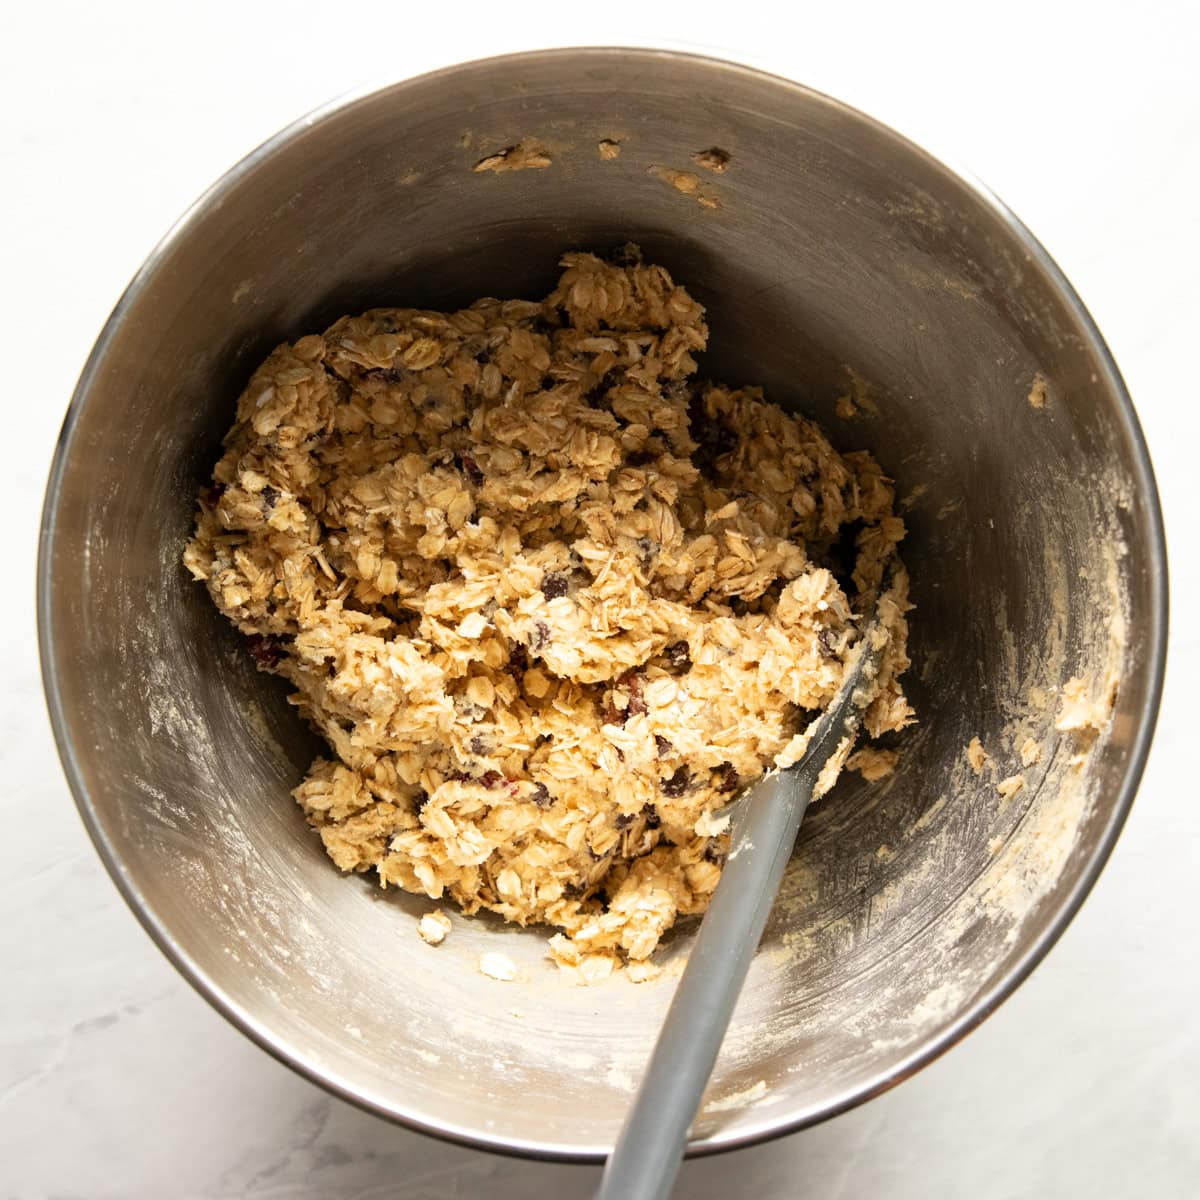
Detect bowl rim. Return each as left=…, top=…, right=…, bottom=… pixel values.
left=38, top=44, right=1169, bottom=1163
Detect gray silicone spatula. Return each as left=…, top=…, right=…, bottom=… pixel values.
left=594, top=607, right=890, bottom=1200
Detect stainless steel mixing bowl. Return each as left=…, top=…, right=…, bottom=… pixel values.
left=39, top=48, right=1166, bottom=1159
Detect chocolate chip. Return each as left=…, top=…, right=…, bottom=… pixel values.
left=245, top=633, right=286, bottom=669
left=530, top=783, right=552, bottom=808
left=703, top=842, right=726, bottom=864
left=469, top=735, right=489, bottom=755
left=541, top=572, right=569, bottom=600
left=661, top=766, right=691, bottom=798
left=818, top=627, right=839, bottom=657
left=479, top=770, right=503, bottom=789
left=615, top=812, right=635, bottom=828
left=642, top=804, right=662, bottom=829
left=201, top=481, right=225, bottom=509
left=728, top=595, right=749, bottom=616
left=714, top=763, right=740, bottom=794
left=261, top=486, right=279, bottom=508
left=663, top=640, right=692, bottom=673
left=654, top=734, right=672, bottom=758
left=508, top=644, right=529, bottom=673
left=530, top=621, right=551, bottom=652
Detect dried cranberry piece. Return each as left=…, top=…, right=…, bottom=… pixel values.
left=663, top=640, right=692, bottom=672
left=618, top=669, right=647, bottom=717
left=541, top=572, right=569, bottom=600
left=459, top=454, right=484, bottom=486
left=245, top=633, right=286, bottom=669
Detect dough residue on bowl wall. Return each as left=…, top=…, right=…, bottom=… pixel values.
left=473, top=140, right=553, bottom=173
left=648, top=165, right=721, bottom=210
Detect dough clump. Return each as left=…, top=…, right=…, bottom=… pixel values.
left=185, top=251, right=913, bottom=976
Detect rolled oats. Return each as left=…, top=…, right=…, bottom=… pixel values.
left=184, top=251, right=913, bottom=977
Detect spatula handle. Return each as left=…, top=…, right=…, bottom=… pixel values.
left=594, top=768, right=812, bottom=1200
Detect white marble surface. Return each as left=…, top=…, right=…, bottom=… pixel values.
left=3, top=2, right=1198, bottom=1196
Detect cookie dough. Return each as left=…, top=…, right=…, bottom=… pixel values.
left=965, top=736, right=989, bottom=775
left=184, top=251, right=913, bottom=975
left=417, top=910, right=452, bottom=945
